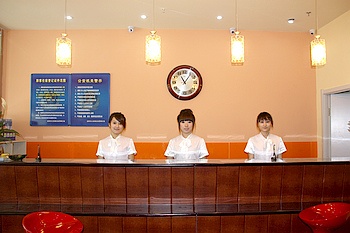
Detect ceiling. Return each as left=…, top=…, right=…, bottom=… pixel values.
left=0, top=0, right=350, bottom=32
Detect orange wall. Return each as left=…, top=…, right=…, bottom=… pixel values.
left=26, top=141, right=317, bottom=159
left=2, top=29, right=317, bottom=158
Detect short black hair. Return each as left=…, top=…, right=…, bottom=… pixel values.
left=109, top=112, right=126, bottom=128
left=256, top=112, right=273, bottom=127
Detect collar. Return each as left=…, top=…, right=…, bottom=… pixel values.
left=181, top=133, right=192, bottom=140
left=110, top=134, right=121, bottom=140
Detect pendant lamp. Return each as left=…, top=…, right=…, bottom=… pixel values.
left=56, top=0, right=72, bottom=67
left=145, top=0, right=161, bottom=65
left=231, top=0, right=244, bottom=65
left=310, top=0, right=326, bottom=67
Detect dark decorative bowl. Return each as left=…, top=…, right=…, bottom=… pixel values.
left=9, top=154, right=27, bottom=162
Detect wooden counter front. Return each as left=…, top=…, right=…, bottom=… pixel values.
left=0, top=158, right=349, bottom=233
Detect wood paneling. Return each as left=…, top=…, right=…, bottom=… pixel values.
left=172, top=216, right=196, bottom=233
left=15, top=166, right=38, bottom=204
left=291, top=214, right=312, bottom=233
left=268, top=214, right=291, bottom=233
left=103, top=167, right=126, bottom=213
left=37, top=166, right=60, bottom=204
left=172, top=167, right=194, bottom=213
left=344, top=164, right=350, bottom=203
left=126, top=167, right=149, bottom=213
left=302, top=165, right=324, bottom=208
left=221, top=216, right=245, bottom=233
left=149, top=167, right=171, bottom=213
left=217, top=166, right=239, bottom=212
left=78, top=216, right=98, bottom=233
left=0, top=162, right=349, bottom=233
left=194, top=167, right=217, bottom=213
left=238, top=166, right=261, bottom=212
left=245, top=215, right=268, bottom=233
left=322, top=164, right=345, bottom=203
left=147, top=217, right=172, bottom=233
left=0, top=166, right=16, bottom=203
left=123, top=217, right=147, bottom=233
left=0, top=163, right=348, bottom=213
left=197, top=216, right=221, bottom=233
left=81, top=167, right=104, bottom=207
left=1, top=215, right=25, bottom=233
left=281, top=165, right=303, bottom=210
left=59, top=166, right=83, bottom=205
left=260, top=166, right=283, bottom=211
left=98, top=216, right=123, bottom=233
left=1, top=213, right=348, bottom=233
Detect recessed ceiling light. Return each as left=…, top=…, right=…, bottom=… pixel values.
left=288, top=18, right=295, bottom=24
left=66, top=16, right=73, bottom=20
left=141, top=14, right=147, bottom=19
left=217, top=16, right=223, bottom=20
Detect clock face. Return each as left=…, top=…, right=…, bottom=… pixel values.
left=167, top=65, right=203, bottom=100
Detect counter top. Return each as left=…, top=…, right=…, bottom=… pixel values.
left=1, top=157, right=349, bottom=166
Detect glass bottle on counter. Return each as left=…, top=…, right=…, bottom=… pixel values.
left=271, top=144, right=277, bottom=162
left=36, top=145, right=41, bottom=162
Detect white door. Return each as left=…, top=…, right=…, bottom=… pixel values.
left=330, top=92, right=350, bottom=158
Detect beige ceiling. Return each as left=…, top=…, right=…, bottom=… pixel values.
left=0, top=0, right=349, bottom=32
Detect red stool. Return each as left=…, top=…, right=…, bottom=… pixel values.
left=22, top=211, right=83, bottom=233
left=299, top=202, right=350, bottom=233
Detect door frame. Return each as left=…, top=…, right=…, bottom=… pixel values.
left=322, top=84, right=350, bottom=159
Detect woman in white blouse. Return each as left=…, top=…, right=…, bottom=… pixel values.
left=96, top=112, right=136, bottom=161
left=244, top=112, right=286, bottom=162
left=165, top=109, right=209, bottom=160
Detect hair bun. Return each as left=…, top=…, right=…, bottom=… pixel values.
left=181, top=109, right=193, bottom=114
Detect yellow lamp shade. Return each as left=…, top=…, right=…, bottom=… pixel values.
left=145, top=31, right=161, bottom=65
left=56, top=33, right=72, bottom=67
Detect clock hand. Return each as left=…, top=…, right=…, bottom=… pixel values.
left=183, top=71, right=191, bottom=84
left=180, top=75, right=186, bottom=84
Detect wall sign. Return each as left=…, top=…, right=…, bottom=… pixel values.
left=30, top=73, right=110, bottom=126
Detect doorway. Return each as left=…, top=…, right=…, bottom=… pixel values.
left=322, top=84, right=350, bottom=159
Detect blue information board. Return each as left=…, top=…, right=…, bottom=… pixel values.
left=70, top=73, right=110, bottom=126
left=30, top=73, right=70, bottom=126
left=30, top=73, right=110, bottom=127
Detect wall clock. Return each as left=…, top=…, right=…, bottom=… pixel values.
left=167, top=65, right=203, bottom=100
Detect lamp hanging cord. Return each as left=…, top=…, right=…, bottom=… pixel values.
left=235, top=0, right=239, bottom=32
left=152, top=0, right=155, bottom=31
left=315, top=0, right=318, bottom=35
left=64, top=0, right=67, bottom=35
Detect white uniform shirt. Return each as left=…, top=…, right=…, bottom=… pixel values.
left=244, top=133, right=287, bottom=161
left=164, top=134, right=209, bottom=160
left=96, top=135, right=136, bottom=160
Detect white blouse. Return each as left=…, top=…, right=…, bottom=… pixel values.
left=164, top=134, right=209, bottom=160
left=96, top=134, right=136, bottom=160
left=244, top=133, right=287, bottom=161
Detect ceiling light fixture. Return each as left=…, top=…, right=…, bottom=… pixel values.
left=287, top=18, right=295, bottom=24
left=231, top=0, right=244, bottom=65
left=145, top=0, right=161, bottom=65
left=56, top=0, right=72, bottom=67
left=217, top=16, right=223, bottom=20
left=310, top=0, right=326, bottom=67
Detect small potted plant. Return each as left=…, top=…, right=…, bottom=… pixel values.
left=0, top=98, right=20, bottom=141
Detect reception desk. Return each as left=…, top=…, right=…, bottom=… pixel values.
left=0, top=158, right=349, bottom=233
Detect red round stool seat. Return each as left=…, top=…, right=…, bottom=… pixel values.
left=22, top=211, right=83, bottom=233
left=299, top=202, right=350, bottom=233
